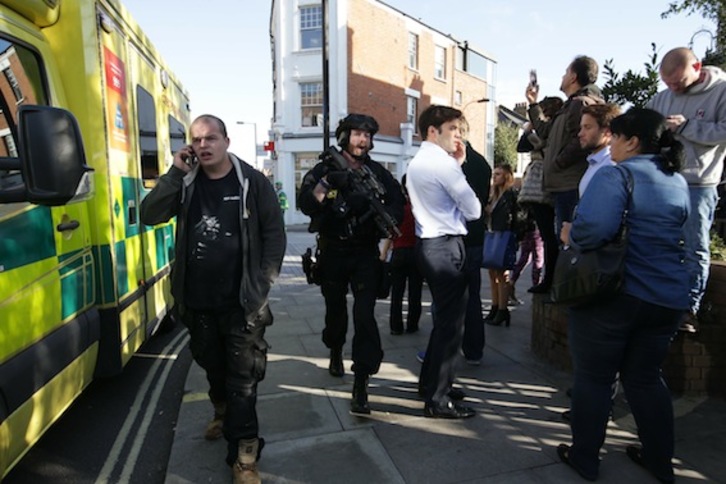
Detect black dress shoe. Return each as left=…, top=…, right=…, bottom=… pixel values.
left=557, top=444, right=597, bottom=481
left=390, top=329, right=403, bottom=335
left=424, top=401, right=475, bottom=419
left=405, top=325, right=419, bottom=334
left=419, top=388, right=466, bottom=401
left=625, top=445, right=674, bottom=483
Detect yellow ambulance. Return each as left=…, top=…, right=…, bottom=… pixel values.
left=0, top=0, right=190, bottom=476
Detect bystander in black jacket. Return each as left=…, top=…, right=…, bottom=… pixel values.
left=461, top=141, right=491, bottom=363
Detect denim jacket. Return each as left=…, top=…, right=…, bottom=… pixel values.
left=569, top=155, right=691, bottom=310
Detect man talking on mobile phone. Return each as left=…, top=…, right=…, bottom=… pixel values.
left=406, top=105, right=481, bottom=419
left=140, top=114, right=285, bottom=484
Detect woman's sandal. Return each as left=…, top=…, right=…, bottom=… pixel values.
left=557, top=444, right=597, bottom=482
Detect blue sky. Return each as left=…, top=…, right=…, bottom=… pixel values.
left=123, top=0, right=715, bottom=159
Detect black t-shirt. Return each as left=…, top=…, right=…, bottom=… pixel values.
left=185, top=169, right=242, bottom=310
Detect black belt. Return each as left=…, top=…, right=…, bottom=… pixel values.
left=423, top=234, right=464, bottom=241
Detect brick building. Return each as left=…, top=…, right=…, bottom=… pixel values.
left=270, top=0, right=497, bottom=225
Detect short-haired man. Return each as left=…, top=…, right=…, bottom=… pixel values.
left=406, top=105, right=481, bottom=419
left=526, top=56, right=604, bottom=294
left=562, top=102, right=621, bottom=422
left=297, top=114, right=404, bottom=415
left=140, top=115, right=286, bottom=484
left=647, top=47, right=726, bottom=333
left=577, top=103, right=621, bottom=196
left=460, top=118, right=492, bottom=366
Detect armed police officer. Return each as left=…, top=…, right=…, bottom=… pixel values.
left=298, top=114, right=404, bottom=415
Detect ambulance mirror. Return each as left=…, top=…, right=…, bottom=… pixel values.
left=16, top=105, right=94, bottom=206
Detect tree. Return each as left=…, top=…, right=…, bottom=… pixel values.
left=601, top=43, right=661, bottom=108
left=493, top=123, right=519, bottom=167
left=662, top=0, right=726, bottom=65
left=601, top=2, right=726, bottom=108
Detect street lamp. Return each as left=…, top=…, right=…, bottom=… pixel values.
left=462, top=97, right=490, bottom=111
left=461, top=97, right=492, bottom=160
left=236, top=121, right=258, bottom=166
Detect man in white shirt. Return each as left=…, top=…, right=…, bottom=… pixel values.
left=406, top=105, right=481, bottom=419
left=577, top=103, right=621, bottom=196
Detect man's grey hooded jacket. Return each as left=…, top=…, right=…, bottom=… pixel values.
left=647, top=65, right=726, bottom=187
left=140, top=154, right=286, bottom=325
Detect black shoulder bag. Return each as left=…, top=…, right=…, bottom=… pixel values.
left=550, top=165, right=633, bottom=306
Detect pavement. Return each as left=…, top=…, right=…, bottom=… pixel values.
left=165, top=226, right=726, bottom=484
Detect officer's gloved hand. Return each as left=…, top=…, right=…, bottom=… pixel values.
left=347, top=192, right=370, bottom=215
left=326, top=170, right=349, bottom=189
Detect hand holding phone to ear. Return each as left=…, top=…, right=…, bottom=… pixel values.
left=173, top=145, right=198, bottom=172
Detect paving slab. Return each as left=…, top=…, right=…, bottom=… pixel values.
left=166, top=226, right=726, bottom=483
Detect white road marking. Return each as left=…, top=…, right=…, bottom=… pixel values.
left=95, top=330, right=189, bottom=484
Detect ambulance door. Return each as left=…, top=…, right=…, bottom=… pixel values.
left=0, top=31, right=93, bottom=476
left=127, top=40, right=166, bottom=335
left=97, top=5, right=147, bottom=362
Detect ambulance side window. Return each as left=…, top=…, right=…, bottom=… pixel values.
left=168, top=115, right=185, bottom=155
left=136, top=85, right=158, bottom=188
left=0, top=37, right=48, bottom=211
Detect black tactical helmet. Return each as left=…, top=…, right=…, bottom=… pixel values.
left=335, top=113, right=379, bottom=150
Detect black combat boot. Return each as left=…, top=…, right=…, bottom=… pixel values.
left=328, top=347, right=344, bottom=377
left=350, top=373, right=370, bottom=415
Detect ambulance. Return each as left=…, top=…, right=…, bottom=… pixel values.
left=0, top=0, right=190, bottom=476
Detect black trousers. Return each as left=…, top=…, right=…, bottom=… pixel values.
left=389, top=246, right=423, bottom=333
left=182, top=306, right=269, bottom=465
left=530, top=202, right=558, bottom=286
left=318, top=243, right=383, bottom=375
left=416, top=235, right=468, bottom=404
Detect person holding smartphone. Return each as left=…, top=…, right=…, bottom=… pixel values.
left=140, top=114, right=286, bottom=484
left=526, top=56, right=604, bottom=294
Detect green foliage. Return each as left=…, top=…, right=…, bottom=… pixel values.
left=601, top=43, right=661, bottom=108
left=711, top=229, right=726, bottom=260
left=661, top=0, right=726, bottom=61
left=662, top=0, right=726, bottom=20
left=493, top=123, right=519, bottom=167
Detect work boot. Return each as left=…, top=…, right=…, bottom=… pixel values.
left=328, top=347, right=344, bottom=377
left=233, top=438, right=260, bottom=484
left=204, top=401, right=226, bottom=441
left=350, top=373, right=370, bottom=415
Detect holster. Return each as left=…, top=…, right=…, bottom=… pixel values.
left=301, top=246, right=322, bottom=285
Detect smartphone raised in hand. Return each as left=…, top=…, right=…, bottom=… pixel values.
left=529, top=69, right=538, bottom=88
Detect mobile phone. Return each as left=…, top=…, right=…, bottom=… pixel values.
left=182, top=147, right=198, bottom=166
left=529, top=69, right=538, bottom=88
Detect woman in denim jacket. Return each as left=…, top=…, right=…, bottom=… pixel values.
left=557, top=108, right=690, bottom=483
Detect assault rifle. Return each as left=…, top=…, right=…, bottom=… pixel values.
left=321, top=146, right=401, bottom=239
